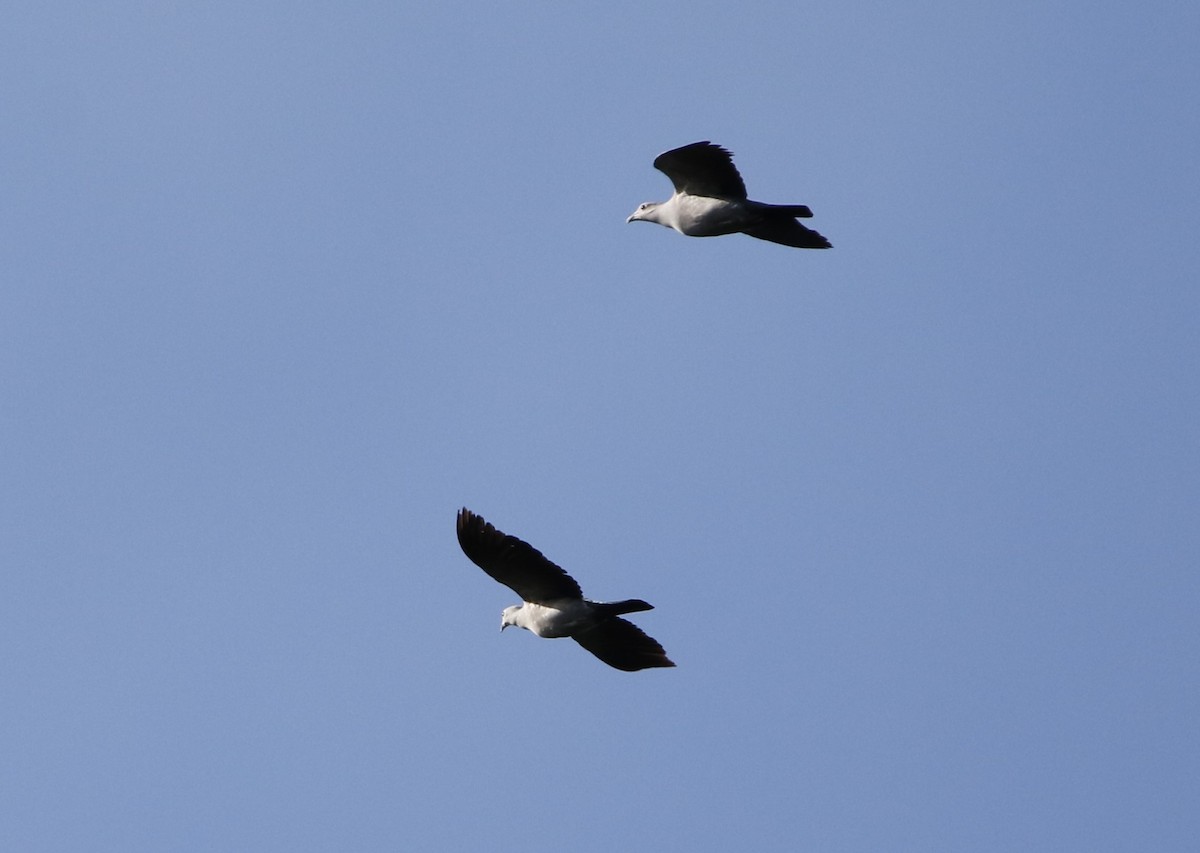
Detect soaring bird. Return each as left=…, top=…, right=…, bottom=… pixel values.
left=456, top=508, right=674, bottom=672
left=627, top=140, right=831, bottom=249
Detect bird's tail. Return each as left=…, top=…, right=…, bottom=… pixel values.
left=764, top=203, right=814, bottom=218
left=594, top=599, right=654, bottom=617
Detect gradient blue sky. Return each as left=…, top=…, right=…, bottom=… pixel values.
left=3, top=2, right=1197, bottom=851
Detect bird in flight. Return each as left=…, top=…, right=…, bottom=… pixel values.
left=456, top=508, right=675, bottom=672
left=627, top=141, right=832, bottom=249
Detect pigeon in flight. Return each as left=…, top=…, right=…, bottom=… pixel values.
left=627, top=141, right=832, bottom=249
left=456, top=508, right=674, bottom=672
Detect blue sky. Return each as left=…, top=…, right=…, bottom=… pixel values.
left=2, top=2, right=1197, bottom=850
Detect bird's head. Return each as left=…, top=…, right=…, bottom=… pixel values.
left=626, top=201, right=658, bottom=223
left=500, top=605, right=522, bottom=632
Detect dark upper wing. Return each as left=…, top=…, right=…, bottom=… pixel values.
left=456, top=508, right=583, bottom=603
left=572, top=617, right=675, bottom=672
left=653, top=141, right=747, bottom=200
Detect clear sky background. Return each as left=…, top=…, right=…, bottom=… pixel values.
left=2, top=2, right=1197, bottom=851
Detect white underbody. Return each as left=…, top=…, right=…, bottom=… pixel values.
left=669, top=194, right=751, bottom=236
left=502, top=599, right=597, bottom=637
left=638, top=194, right=754, bottom=237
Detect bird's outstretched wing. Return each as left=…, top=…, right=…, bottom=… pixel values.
left=572, top=617, right=675, bottom=672
left=653, top=141, right=747, bottom=200
left=456, top=508, right=584, bottom=603
left=743, top=218, right=832, bottom=249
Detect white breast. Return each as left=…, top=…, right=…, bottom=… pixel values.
left=511, top=600, right=595, bottom=637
